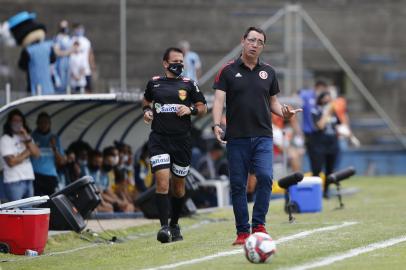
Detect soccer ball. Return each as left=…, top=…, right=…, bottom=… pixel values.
left=244, top=232, right=276, bottom=263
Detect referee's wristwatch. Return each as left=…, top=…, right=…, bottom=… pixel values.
left=189, top=106, right=198, bottom=115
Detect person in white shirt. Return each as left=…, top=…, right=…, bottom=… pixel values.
left=71, top=23, right=96, bottom=92
left=69, top=41, right=87, bottom=92
left=179, top=40, right=202, bottom=82
left=1, top=109, right=40, bottom=201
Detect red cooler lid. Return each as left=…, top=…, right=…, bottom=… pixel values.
left=0, top=196, right=49, bottom=210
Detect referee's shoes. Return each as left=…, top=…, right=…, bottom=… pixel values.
left=157, top=224, right=184, bottom=243
left=170, top=224, right=183, bottom=242
left=157, top=225, right=172, bottom=243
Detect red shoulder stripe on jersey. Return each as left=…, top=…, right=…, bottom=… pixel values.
left=214, top=60, right=235, bottom=84
left=182, top=77, right=191, bottom=82
left=262, top=62, right=273, bottom=68
left=152, top=76, right=161, bottom=80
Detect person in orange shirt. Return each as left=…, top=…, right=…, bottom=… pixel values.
left=331, top=88, right=360, bottom=148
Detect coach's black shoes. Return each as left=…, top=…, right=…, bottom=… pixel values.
left=157, top=225, right=172, bottom=243
left=170, top=224, right=183, bottom=242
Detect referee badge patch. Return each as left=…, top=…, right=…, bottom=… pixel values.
left=178, top=89, right=187, bottom=101
left=259, top=71, right=268, bottom=79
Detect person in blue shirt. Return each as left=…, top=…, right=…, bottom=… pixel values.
left=53, top=20, right=73, bottom=93
left=83, top=150, right=113, bottom=212
left=299, top=80, right=328, bottom=177
left=7, top=12, right=57, bottom=95
left=31, top=112, right=66, bottom=195
left=310, top=91, right=340, bottom=198
left=179, top=40, right=202, bottom=82
left=299, top=81, right=328, bottom=135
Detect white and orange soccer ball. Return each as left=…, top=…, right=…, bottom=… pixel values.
left=243, top=232, right=276, bottom=263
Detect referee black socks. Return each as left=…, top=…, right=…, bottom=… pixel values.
left=156, top=193, right=169, bottom=226
left=170, top=196, right=185, bottom=226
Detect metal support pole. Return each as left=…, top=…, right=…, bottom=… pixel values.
left=294, top=6, right=303, bottom=92
left=36, top=84, right=42, bottom=96
left=5, top=83, right=11, bottom=104
left=285, top=4, right=303, bottom=95
left=284, top=5, right=293, bottom=95
left=282, top=130, right=288, bottom=175
left=120, top=0, right=127, bottom=92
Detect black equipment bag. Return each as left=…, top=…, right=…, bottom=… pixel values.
left=44, top=194, right=86, bottom=232
left=52, top=176, right=101, bottom=219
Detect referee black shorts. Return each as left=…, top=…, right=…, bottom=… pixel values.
left=148, top=131, right=191, bottom=177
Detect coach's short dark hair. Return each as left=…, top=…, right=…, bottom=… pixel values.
left=243, top=26, right=266, bottom=43
left=163, top=47, right=183, bottom=62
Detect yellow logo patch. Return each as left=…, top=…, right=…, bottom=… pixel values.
left=178, top=90, right=187, bottom=101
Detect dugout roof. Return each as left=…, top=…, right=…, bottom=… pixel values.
left=0, top=94, right=150, bottom=151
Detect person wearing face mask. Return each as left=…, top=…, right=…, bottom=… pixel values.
left=83, top=150, right=114, bottom=212
left=142, top=47, right=207, bottom=243
left=66, top=140, right=92, bottom=181
left=31, top=112, right=66, bottom=196
left=97, top=146, right=133, bottom=212
left=71, top=23, right=96, bottom=92
left=53, top=19, right=73, bottom=93
left=60, top=149, right=81, bottom=186
left=0, top=109, right=40, bottom=201
left=115, top=141, right=135, bottom=185
left=310, top=90, right=341, bottom=198
left=101, top=146, right=119, bottom=185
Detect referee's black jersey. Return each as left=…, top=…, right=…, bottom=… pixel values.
left=212, top=57, right=280, bottom=139
left=144, top=76, right=206, bottom=135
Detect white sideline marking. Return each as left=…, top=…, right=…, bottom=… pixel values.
left=142, top=221, right=357, bottom=270
left=285, top=235, right=406, bottom=270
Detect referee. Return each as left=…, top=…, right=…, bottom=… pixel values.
left=142, top=47, right=207, bottom=243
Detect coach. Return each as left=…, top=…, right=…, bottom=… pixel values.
left=212, top=26, right=301, bottom=245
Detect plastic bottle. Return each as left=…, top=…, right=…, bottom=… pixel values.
left=25, top=249, right=38, bottom=256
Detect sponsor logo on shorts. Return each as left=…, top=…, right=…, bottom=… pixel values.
left=178, top=89, right=187, bottom=101
left=154, top=103, right=178, bottom=114
left=172, top=163, right=190, bottom=177
left=150, top=154, right=170, bottom=167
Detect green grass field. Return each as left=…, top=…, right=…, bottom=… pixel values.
left=1, top=176, right=406, bottom=270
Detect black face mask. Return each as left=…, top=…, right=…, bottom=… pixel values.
left=102, top=164, right=113, bottom=172
left=167, top=63, right=184, bottom=77
left=88, top=164, right=100, bottom=172
left=59, top=27, right=69, bottom=34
